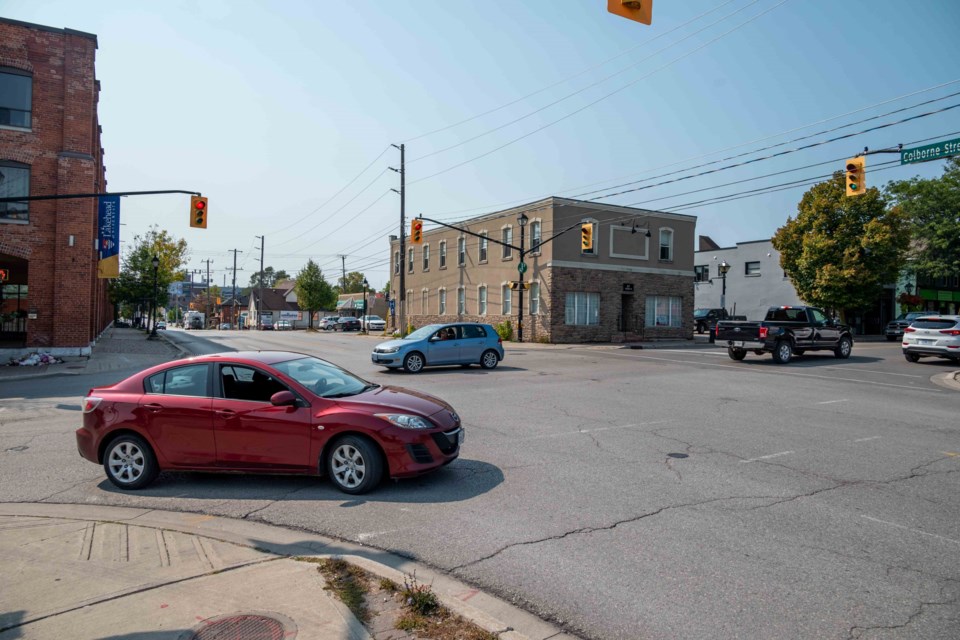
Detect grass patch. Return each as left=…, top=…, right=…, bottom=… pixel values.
left=379, top=577, right=399, bottom=592
left=394, top=573, right=498, bottom=640
left=313, top=558, right=371, bottom=623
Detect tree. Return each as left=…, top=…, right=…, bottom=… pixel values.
left=885, top=157, right=960, bottom=279
left=338, top=271, right=368, bottom=294
left=110, top=226, right=189, bottom=325
left=294, top=260, right=336, bottom=329
left=772, top=172, right=909, bottom=316
left=249, top=267, right=290, bottom=289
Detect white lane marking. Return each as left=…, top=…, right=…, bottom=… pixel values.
left=517, top=420, right=672, bottom=442
left=356, top=530, right=397, bottom=542
left=740, top=451, right=794, bottom=464
left=853, top=436, right=882, bottom=442
left=861, top=516, right=960, bottom=545
left=816, top=399, right=848, bottom=405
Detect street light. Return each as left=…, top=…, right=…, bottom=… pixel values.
left=718, top=260, right=730, bottom=313
left=150, top=255, right=160, bottom=338
left=517, top=211, right=529, bottom=343
left=362, top=277, right=369, bottom=332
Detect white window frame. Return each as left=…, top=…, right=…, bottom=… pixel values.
left=458, top=236, right=466, bottom=266
left=421, top=288, right=428, bottom=315
left=394, top=250, right=400, bottom=275
left=479, top=231, right=488, bottom=263
left=422, top=244, right=430, bottom=271
left=645, top=295, right=682, bottom=328
left=501, top=225, right=513, bottom=259
left=439, top=240, right=447, bottom=269
left=694, top=265, right=710, bottom=282
left=478, top=285, right=487, bottom=315
left=530, top=219, right=542, bottom=254
left=745, top=261, right=761, bottom=276
left=502, top=284, right=512, bottom=314
left=408, top=248, right=415, bottom=274
left=530, top=281, right=540, bottom=315
left=565, top=292, right=599, bottom=325
left=438, top=288, right=446, bottom=315
left=457, top=287, right=465, bottom=314
left=659, top=227, right=674, bottom=262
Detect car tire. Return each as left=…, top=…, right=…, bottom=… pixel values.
left=480, top=350, right=499, bottom=369
left=834, top=336, right=853, bottom=359
left=403, top=352, right=425, bottom=373
left=904, top=352, right=921, bottom=363
left=696, top=323, right=705, bottom=334
left=103, top=434, right=159, bottom=490
left=772, top=340, right=793, bottom=364
left=728, top=347, right=746, bottom=361
left=326, top=435, right=382, bottom=495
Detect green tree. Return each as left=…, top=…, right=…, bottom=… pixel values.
left=338, top=271, right=368, bottom=294
left=294, top=260, right=336, bottom=329
left=772, top=172, right=909, bottom=316
left=885, top=157, right=960, bottom=279
left=110, top=226, right=189, bottom=324
left=249, top=266, right=290, bottom=288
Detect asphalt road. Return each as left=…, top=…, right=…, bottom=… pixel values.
left=2, top=329, right=958, bottom=639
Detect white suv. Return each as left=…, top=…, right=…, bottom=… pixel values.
left=361, top=315, right=386, bottom=331
left=902, top=315, right=960, bottom=363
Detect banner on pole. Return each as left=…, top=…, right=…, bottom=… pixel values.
left=97, top=196, right=121, bottom=278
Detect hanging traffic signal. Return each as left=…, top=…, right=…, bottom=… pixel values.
left=411, top=219, right=423, bottom=244
left=190, top=196, right=208, bottom=228
left=845, top=157, right=866, bottom=197
left=607, top=0, right=653, bottom=25
left=581, top=223, right=594, bottom=251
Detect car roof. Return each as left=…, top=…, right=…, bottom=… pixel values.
left=182, top=351, right=312, bottom=365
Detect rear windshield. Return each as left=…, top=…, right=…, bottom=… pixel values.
left=766, top=308, right=807, bottom=322
left=911, top=319, right=958, bottom=330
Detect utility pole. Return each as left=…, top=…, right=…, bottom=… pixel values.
left=203, top=259, right=213, bottom=328
left=229, top=248, right=243, bottom=329
left=339, top=254, right=347, bottom=292
left=255, top=236, right=264, bottom=330
left=390, top=143, right=406, bottom=333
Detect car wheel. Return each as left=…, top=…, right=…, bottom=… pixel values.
left=103, top=434, right=159, bottom=490
left=728, top=347, right=746, bottom=361
left=326, top=436, right=382, bottom=495
left=772, top=340, right=793, bottom=364
left=403, top=352, right=425, bottom=373
left=696, top=323, right=705, bottom=334
left=834, top=336, right=852, bottom=359
left=480, top=350, right=499, bottom=369
left=904, top=352, right=921, bottom=363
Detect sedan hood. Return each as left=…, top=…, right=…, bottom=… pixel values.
left=337, top=385, right=458, bottom=427
left=374, top=339, right=409, bottom=352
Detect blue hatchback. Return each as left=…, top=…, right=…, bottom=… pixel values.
left=371, top=323, right=504, bottom=373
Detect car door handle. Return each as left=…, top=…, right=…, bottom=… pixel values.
left=143, top=403, right=163, bottom=413
left=216, top=409, right=237, bottom=418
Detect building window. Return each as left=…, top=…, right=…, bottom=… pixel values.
left=694, top=265, right=709, bottom=282
left=439, top=241, right=446, bottom=268
left=645, top=295, right=682, bottom=328
left=458, top=287, right=465, bottom=314
left=502, top=285, right=512, bottom=314
left=0, top=69, right=32, bottom=129
left=659, top=228, right=673, bottom=261
left=421, top=289, right=428, bottom=315
left=478, top=286, right=487, bottom=315
left=502, top=227, right=513, bottom=259
left=479, top=232, right=488, bottom=263
left=438, top=289, right=446, bottom=314
left=422, top=244, right=430, bottom=271
left=458, top=237, right=466, bottom=266
left=530, top=282, right=540, bottom=315
left=745, top=261, right=760, bottom=276
left=0, top=161, right=30, bottom=223
left=408, top=248, right=414, bottom=274
left=530, top=220, right=542, bottom=253
left=565, top=292, right=599, bottom=325
left=393, top=251, right=400, bottom=275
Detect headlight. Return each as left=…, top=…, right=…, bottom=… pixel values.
left=375, top=413, right=433, bottom=429
left=379, top=346, right=400, bottom=354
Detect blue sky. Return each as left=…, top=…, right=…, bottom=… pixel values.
left=4, top=0, right=959, bottom=290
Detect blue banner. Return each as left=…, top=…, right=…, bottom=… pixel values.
left=97, top=196, right=120, bottom=278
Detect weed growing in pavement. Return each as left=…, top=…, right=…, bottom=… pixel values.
left=400, top=572, right=439, bottom=616
left=313, top=557, right=371, bottom=623
left=379, top=577, right=398, bottom=592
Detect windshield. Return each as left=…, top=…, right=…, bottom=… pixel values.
left=273, top=356, right=376, bottom=398
left=404, top=324, right=443, bottom=340
left=694, top=309, right=711, bottom=318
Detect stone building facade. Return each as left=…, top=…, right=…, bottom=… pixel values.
left=388, top=197, right=697, bottom=343
left=0, top=18, right=110, bottom=354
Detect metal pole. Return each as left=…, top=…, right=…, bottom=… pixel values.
left=150, top=259, right=159, bottom=338
left=398, top=144, right=406, bottom=334
left=230, top=248, right=241, bottom=329
left=518, top=224, right=525, bottom=342
left=256, top=236, right=264, bottom=329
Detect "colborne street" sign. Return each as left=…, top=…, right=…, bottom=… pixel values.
left=900, top=137, right=960, bottom=165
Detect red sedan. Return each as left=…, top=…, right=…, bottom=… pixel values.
left=76, top=351, right=464, bottom=494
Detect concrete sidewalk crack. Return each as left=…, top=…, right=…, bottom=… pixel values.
left=242, top=484, right=314, bottom=520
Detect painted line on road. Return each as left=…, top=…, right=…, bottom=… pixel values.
left=853, top=436, right=882, bottom=442
left=740, top=451, right=794, bottom=464
left=816, top=399, right=848, bottom=405
left=861, top=515, right=960, bottom=545
left=516, top=420, right=672, bottom=442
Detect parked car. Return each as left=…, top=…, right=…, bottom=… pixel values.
left=155, top=321, right=167, bottom=330
left=319, top=316, right=341, bottom=331
left=361, top=315, right=386, bottom=331
left=372, top=323, right=504, bottom=372
left=276, top=320, right=293, bottom=331
left=902, top=315, right=960, bottom=363
left=715, top=306, right=853, bottom=364
left=693, top=308, right=745, bottom=334
left=258, top=319, right=275, bottom=330
left=219, top=323, right=233, bottom=330
left=115, top=320, right=131, bottom=328
left=337, top=317, right=361, bottom=332
left=884, top=311, right=932, bottom=341
left=75, top=351, right=464, bottom=494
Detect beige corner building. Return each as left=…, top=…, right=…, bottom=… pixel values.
left=389, top=197, right=696, bottom=343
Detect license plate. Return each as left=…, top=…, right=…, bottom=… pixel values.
left=458, top=430, right=465, bottom=445
left=732, top=341, right=744, bottom=347
left=917, top=339, right=934, bottom=345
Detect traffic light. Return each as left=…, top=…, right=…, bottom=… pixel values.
left=581, top=222, right=594, bottom=252
left=845, top=157, right=866, bottom=197
left=190, top=196, right=208, bottom=228
left=410, top=219, right=423, bottom=244
left=0, top=268, right=9, bottom=282
left=607, top=0, right=653, bottom=25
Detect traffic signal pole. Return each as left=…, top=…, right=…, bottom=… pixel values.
left=391, top=143, right=406, bottom=334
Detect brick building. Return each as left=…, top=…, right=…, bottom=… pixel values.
left=389, top=197, right=697, bottom=343
left=0, top=18, right=111, bottom=355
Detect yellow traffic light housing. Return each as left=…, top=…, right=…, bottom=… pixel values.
left=410, top=219, right=423, bottom=244
left=607, top=0, right=653, bottom=25
left=190, top=196, right=208, bottom=228
left=581, top=223, right=594, bottom=252
left=845, top=157, right=866, bottom=197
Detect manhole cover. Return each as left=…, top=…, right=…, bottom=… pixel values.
left=184, top=613, right=295, bottom=640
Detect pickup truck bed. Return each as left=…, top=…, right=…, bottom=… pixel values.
left=715, top=306, right=854, bottom=364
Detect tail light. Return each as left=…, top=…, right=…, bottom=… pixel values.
left=940, top=329, right=960, bottom=336
left=759, top=326, right=768, bottom=340
left=904, top=327, right=917, bottom=333
left=497, top=335, right=502, bottom=345
left=715, top=324, right=720, bottom=338
left=82, top=396, right=102, bottom=413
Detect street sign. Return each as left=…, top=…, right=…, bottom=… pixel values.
left=518, top=262, right=527, bottom=274
left=901, top=137, right=960, bottom=165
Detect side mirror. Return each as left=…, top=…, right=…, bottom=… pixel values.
left=270, top=390, right=298, bottom=407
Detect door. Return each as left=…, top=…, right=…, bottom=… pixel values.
left=809, top=308, right=840, bottom=347
left=213, top=364, right=312, bottom=470
left=426, top=326, right=461, bottom=365
left=140, top=363, right=216, bottom=466
left=459, top=324, right=487, bottom=362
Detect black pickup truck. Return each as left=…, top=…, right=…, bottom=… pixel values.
left=715, top=306, right=854, bottom=364
left=694, top=308, right=747, bottom=334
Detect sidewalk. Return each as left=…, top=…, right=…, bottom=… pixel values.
left=0, top=503, right=571, bottom=640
